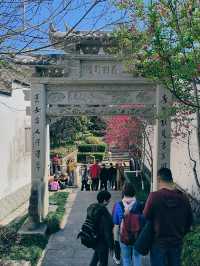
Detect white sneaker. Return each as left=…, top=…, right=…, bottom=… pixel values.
left=113, top=254, right=120, bottom=265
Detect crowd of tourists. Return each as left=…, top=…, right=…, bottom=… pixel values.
left=80, top=160, right=126, bottom=192
left=78, top=167, right=193, bottom=266
left=48, top=154, right=77, bottom=191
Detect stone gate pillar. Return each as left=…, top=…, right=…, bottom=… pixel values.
left=29, top=83, right=49, bottom=223
left=153, top=85, right=172, bottom=191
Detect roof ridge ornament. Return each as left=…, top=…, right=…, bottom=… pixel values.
left=49, top=23, right=56, bottom=33
left=49, top=25, right=117, bottom=55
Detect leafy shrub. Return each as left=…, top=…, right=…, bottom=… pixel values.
left=0, top=192, right=68, bottom=265
left=77, top=152, right=104, bottom=163
left=0, top=226, right=18, bottom=254
left=78, top=144, right=106, bottom=153
left=45, top=212, right=61, bottom=234
left=182, top=225, right=200, bottom=266
left=8, top=235, right=48, bottom=266
left=124, top=172, right=150, bottom=204
left=84, top=136, right=104, bottom=144
left=0, top=217, right=47, bottom=266
left=46, top=192, right=68, bottom=234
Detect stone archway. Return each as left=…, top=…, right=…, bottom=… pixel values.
left=30, top=52, right=171, bottom=223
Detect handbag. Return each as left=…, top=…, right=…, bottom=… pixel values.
left=134, top=220, right=154, bottom=255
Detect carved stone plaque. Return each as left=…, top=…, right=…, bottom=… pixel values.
left=47, top=88, right=156, bottom=106
left=47, top=104, right=155, bottom=119
left=81, top=61, right=122, bottom=77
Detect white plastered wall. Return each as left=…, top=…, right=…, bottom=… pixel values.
left=171, top=116, right=200, bottom=199
left=144, top=121, right=200, bottom=199
left=0, top=84, right=31, bottom=200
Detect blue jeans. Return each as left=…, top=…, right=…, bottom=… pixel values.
left=120, top=242, right=142, bottom=266
left=150, top=244, right=182, bottom=266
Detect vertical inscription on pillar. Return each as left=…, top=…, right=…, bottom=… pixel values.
left=153, top=85, right=171, bottom=191
left=159, top=91, right=171, bottom=169
left=32, top=92, right=42, bottom=176
left=30, top=84, right=48, bottom=223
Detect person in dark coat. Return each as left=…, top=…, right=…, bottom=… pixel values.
left=108, top=163, right=117, bottom=189
left=143, top=168, right=193, bottom=266
left=100, top=164, right=108, bottom=190
left=81, top=165, right=89, bottom=191
left=89, top=191, right=114, bottom=266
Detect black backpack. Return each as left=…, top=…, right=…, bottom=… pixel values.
left=77, top=203, right=104, bottom=249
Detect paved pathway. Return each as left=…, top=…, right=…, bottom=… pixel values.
left=42, top=190, right=150, bottom=266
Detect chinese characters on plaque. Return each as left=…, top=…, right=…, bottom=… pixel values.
left=32, top=92, right=42, bottom=175
left=159, top=92, right=171, bottom=168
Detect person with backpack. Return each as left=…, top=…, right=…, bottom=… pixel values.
left=78, top=190, right=114, bottom=266
left=112, top=192, right=124, bottom=265
left=112, top=182, right=144, bottom=266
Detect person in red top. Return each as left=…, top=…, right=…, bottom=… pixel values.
left=89, top=160, right=101, bottom=191
left=143, top=167, right=193, bottom=266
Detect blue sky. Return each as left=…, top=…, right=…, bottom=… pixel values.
left=0, top=0, right=128, bottom=54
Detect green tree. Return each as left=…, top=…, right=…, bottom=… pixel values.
left=114, top=0, right=200, bottom=192
left=50, top=116, right=106, bottom=148
left=88, top=116, right=107, bottom=137
left=50, top=116, right=90, bottom=147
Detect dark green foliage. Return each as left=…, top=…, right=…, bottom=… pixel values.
left=124, top=171, right=150, bottom=202
left=8, top=235, right=48, bottom=266
left=88, top=116, right=107, bottom=137
left=0, top=192, right=68, bottom=265
left=0, top=216, right=48, bottom=266
left=45, top=192, right=68, bottom=234
left=50, top=116, right=106, bottom=149
left=182, top=225, right=200, bottom=266
left=45, top=212, right=61, bottom=234
left=0, top=226, right=18, bottom=255
left=78, top=144, right=106, bottom=153
left=77, top=152, right=104, bottom=163
left=50, top=116, right=90, bottom=148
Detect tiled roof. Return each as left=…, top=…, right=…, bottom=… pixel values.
left=0, top=56, right=34, bottom=92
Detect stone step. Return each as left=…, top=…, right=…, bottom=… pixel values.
left=111, top=154, right=129, bottom=157
left=110, top=155, right=129, bottom=159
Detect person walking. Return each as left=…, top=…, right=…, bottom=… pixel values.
left=117, top=162, right=125, bottom=190
left=114, top=163, right=125, bottom=191
left=81, top=165, right=89, bottom=191
left=89, top=190, right=114, bottom=266
left=52, top=153, right=60, bottom=174
left=67, top=159, right=77, bottom=186
left=112, top=182, right=143, bottom=266
left=108, top=163, right=116, bottom=189
left=143, top=167, right=193, bottom=266
left=129, top=157, right=135, bottom=171
left=100, top=164, right=108, bottom=190
left=89, top=160, right=101, bottom=191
